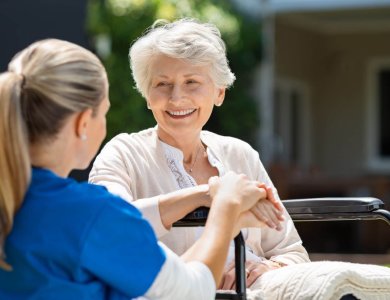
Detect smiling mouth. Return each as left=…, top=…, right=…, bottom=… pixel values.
left=166, top=109, right=196, bottom=118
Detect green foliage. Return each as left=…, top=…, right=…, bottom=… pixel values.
left=87, top=0, right=262, bottom=143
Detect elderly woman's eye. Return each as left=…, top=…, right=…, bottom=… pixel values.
left=156, top=82, right=169, bottom=87
left=186, top=80, right=198, bottom=84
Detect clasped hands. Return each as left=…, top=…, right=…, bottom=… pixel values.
left=208, top=172, right=285, bottom=235
left=237, top=182, right=284, bottom=232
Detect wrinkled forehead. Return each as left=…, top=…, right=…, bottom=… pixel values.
left=148, top=54, right=213, bottom=78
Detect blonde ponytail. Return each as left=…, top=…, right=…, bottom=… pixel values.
left=0, top=73, right=31, bottom=270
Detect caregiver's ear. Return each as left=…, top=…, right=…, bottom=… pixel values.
left=75, top=108, right=93, bottom=140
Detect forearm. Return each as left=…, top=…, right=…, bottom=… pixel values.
left=268, top=248, right=310, bottom=265
left=181, top=198, right=240, bottom=285
left=144, top=243, right=215, bottom=300
left=158, top=184, right=210, bottom=229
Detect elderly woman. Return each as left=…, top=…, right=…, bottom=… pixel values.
left=89, top=18, right=310, bottom=290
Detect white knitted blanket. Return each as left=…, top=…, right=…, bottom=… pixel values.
left=244, top=261, right=390, bottom=300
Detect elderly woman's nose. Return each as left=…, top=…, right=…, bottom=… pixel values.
left=170, top=84, right=184, bottom=101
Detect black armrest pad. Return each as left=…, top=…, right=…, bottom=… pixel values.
left=283, top=197, right=384, bottom=214
left=174, top=197, right=389, bottom=226
left=182, top=206, right=210, bottom=220
left=173, top=207, right=210, bottom=227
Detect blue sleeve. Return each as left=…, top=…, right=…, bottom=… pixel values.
left=80, top=194, right=166, bottom=298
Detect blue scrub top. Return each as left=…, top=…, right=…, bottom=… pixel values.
left=0, top=167, right=166, bottom=299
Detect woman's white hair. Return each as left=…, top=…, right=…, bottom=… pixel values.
left=129, top=18, right=236, bottom=98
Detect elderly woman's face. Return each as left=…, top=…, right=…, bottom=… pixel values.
left=147, top=55, right=225, bottom=141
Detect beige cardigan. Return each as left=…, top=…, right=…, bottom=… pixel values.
left=89, top=127, right=309, bottom=265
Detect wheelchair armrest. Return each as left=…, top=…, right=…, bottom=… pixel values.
left=173, top=206, right=210, bottom=227
left=283, top=197, right=390, bottom=225
left=174, top=198, right=390, bottom=225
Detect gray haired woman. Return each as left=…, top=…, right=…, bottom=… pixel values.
left=89, top=18, right=310, bottom=291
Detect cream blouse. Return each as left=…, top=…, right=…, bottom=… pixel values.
left=89, top=126, right=310, bottom=266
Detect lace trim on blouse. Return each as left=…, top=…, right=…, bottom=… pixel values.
left=160, top=141, right=224, bottom=189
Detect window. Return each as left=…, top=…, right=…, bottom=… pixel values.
left=379, top=70, right=390, bottom=156
left=273, top=79, right=311, bottom=166
left=367, top=59, right=390, bottom=172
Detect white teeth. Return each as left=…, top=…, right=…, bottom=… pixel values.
left=168, top=109, right=195, bottom=116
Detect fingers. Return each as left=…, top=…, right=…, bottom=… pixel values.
left=251, top=204, right=274, bottom=229
left=218, top=261, right=235, bottom=289
left=219, top=264, right=236, bottom=290
left=207, top=176, right=220, bottom=197
left=256, top=183, right=283, bottom=212
left=252, top=182, right=285, bottom=229
left=208, top=175, right=219, bottom=186
left=246, top=261, right=269, bottom=287
left=220, top=261, right=276, bottom=289
left=263, top=204, right=283, bottom=231
left=251, top=201, right=284, bottom=231
left=224, top=260, right=235, bottom=273
left=266, top=187, right=284, bottom=212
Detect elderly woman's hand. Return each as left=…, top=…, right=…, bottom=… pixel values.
left=250, top=183, right=285, bottom=231
left=258, top=183, right=284, bottom=211
left=219, top=259, right=285, bottom=290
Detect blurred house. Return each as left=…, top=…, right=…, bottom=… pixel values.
left=269, top=1, right=390, bottom=199
left=234, top=0, right=390, bottom=255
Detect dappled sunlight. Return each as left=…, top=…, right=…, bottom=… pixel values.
left=107, top=0, right=240, bottom=43
left=156, top=2, right=176, bottom=20
left=108, top=0, right=146, bottom=16
left=200, top=3, right=240, bottom=45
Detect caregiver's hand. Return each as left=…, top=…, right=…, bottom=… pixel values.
left=208, top=173, right=267, bottom=213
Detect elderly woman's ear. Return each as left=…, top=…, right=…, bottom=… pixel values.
left=214, top=87, right=226, bottom=107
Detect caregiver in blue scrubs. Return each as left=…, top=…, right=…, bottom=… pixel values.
left=0, top=38, right=279, bottom=299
